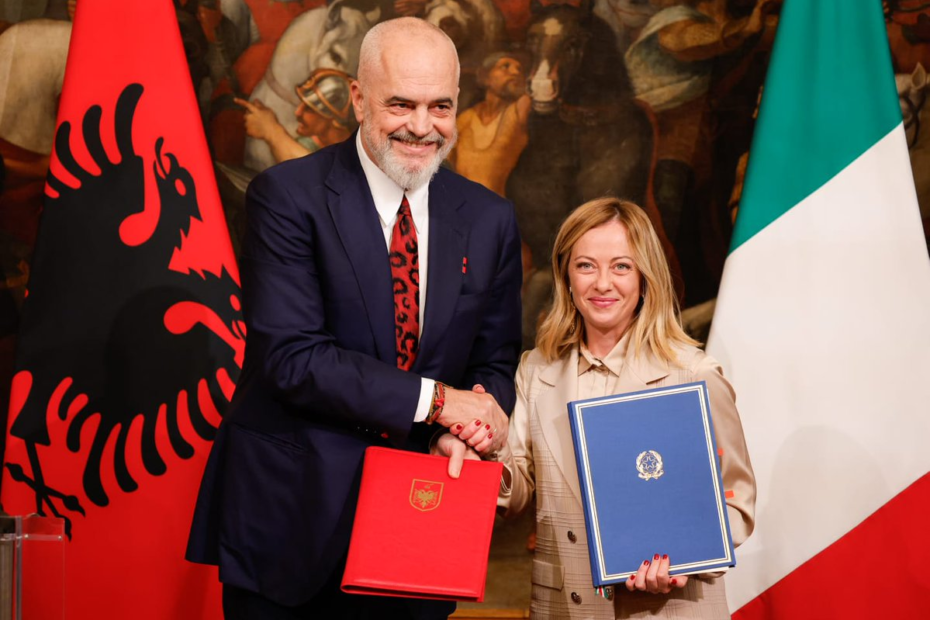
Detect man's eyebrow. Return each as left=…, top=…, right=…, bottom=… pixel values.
left=383, top=96, right=455, bottom=106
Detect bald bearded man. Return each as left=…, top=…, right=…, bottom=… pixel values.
left=187, top=17, right=522, bottom=620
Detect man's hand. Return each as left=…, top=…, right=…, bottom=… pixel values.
left=235, top=97, right=286, bottom=142
left=436, top=385, right=508, bottom=452
left=430, top=432, right=480, bottom=478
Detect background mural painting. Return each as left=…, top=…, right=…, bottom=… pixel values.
left=1, top=0, right=930, bottom=606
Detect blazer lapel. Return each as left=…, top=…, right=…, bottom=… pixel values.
left=414, top=174, right=467, bottom=369
left=324, top=140, right=396, bottom=364
left=536, top=349, right=584, bottom=505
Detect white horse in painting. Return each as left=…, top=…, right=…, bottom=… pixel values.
left=243, top=1, right=381, bottom=171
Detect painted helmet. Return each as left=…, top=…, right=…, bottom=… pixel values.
left=295, top=68, right=354, bottom=130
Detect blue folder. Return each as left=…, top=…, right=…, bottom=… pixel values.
left=568, top=381, right=735, bottom=585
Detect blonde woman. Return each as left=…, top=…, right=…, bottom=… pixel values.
left=443, top=198, right=756, bottom=619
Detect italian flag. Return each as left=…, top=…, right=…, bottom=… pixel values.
left=707, top=0, right=930, bottom=617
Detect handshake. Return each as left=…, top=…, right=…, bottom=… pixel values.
left=429, top=383, right=508, bottom=478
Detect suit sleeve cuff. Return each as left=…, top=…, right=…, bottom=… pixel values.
left=413, top=378, right=436, bottom=423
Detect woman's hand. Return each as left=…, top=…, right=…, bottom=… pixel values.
left=452, top=384, right=502, bottom=454
left=625, top=554, right=689, bottom=594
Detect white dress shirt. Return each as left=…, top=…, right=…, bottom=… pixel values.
left=356, top=132, right=435, bottom=422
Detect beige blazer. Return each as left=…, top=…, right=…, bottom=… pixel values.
left=496, top=342, right=756, bottom=620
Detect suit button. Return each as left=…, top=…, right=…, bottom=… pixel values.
left=567, top=530, right=577, bottom=543
left=571, top=592, right=581, bottom=604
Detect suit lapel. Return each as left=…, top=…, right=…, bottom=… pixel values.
left=414, top=173, right=467, bottom=369
left=324, top=140, right=396, bottom=364
left=537, top=349, right=583, bottom=505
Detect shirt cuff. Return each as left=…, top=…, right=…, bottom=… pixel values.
left=414, top=378, right=436, bottom=423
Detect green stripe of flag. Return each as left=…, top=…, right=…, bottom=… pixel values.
left=731, top=0, right=901, bottom=251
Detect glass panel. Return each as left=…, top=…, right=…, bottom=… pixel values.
left=0, top=515, right=65, bottom=620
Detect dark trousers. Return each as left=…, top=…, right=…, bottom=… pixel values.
left=222, top=559, right=456, bottom=620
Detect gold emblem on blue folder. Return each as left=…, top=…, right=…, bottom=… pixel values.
left=636, top=450, right=664, bottom=480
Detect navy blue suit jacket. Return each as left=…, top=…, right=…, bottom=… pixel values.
left=187, top=136, right=522, bottom=608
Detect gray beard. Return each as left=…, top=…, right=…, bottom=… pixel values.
left=363, top=123, right=456, bottom=190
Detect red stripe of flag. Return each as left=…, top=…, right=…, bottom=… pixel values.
left=734, top=472, right=930, bottom=619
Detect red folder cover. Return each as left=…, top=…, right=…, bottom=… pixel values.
left=341, top=446, right=503, bottom=601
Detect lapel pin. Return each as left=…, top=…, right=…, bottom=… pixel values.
left=462, top=257, right=467, bottom=274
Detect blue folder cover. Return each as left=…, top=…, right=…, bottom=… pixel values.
left=568, top=381, right=735, bottom=585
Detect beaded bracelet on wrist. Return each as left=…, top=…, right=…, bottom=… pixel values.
left=426, top=382, right=447, bottom=424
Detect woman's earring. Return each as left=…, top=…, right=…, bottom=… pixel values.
left=569, top=286, right=573, bottom=295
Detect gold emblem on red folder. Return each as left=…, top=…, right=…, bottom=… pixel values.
left=636, top=450, right=664, bottom=480
left=410, top=480, right=443, bottom=511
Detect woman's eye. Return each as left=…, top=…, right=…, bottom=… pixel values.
left=613, top=263, right=631, bottom=272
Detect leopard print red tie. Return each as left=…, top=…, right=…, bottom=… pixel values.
left=390, top=195, right=419, bottom=370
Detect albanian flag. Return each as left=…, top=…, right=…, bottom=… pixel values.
left=1, top=2, right=243, bottom=619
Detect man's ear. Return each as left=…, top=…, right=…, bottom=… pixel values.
left=350, top=80, right=365, bottom=124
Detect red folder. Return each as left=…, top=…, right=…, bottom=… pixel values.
left=341, top=446, right=503, bottom=601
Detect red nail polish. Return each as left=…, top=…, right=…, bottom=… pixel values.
left=662, top=554, right=668, bottom=560
left=653, top=554, right=659, bottom=561
left=629, top=575, right=635, bottom=582
left=485, top=424, right=491, bottom=430
left=643, top=560, right=649, bottom=567
left=475, top=420, right=481, bottom=426
left=488, top=432, right=493, bottom=439
left=454, top=424, right=463, bottom=431
left=670, top=578, right=677, bottom=586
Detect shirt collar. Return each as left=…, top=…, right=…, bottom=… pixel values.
left=578, top=331, right=631, bottom=377
left=356, top=131, right=429, bottom=229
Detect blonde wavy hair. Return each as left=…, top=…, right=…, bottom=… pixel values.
left=535, top=197, right=698, bottom=364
